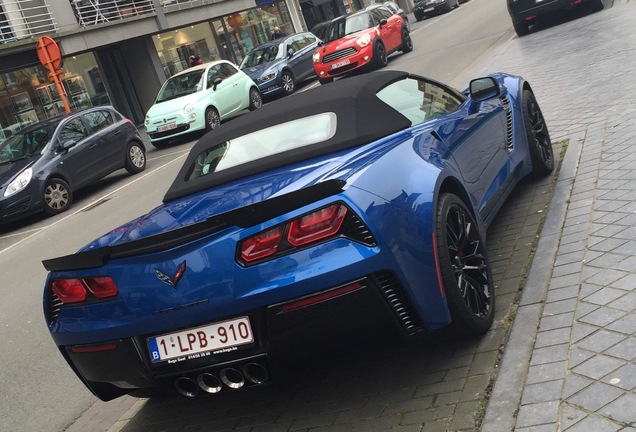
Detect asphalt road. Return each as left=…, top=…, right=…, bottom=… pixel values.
left=0, top=1, right=514, bottom=430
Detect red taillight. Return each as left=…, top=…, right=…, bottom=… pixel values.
left=240, top=226, right=284, bottom=262
left=280, top=282, right=362, bottom=312
left=84, top=276, right=118, bottom=298
left=51, top=277, right=118, bottom=304
left=288, top=204, right=347, bottom=247
left=51, top=279, right=87, bottom=304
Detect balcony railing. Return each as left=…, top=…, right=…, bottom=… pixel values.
left=0, top=1, right=58, bottom=43
left=70, top=0, right=155, bottom=26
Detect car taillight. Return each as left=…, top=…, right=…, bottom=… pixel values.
left=239, top=203, right=349, bottom=264
left=240, top=226, right=284, bottom=263
left=288, top=204, right=347, bottom=247
left=51, top=277, right=118, bottom=304
left=84, top=276, right=118, bottom=298
left=51, top=279, right=87, bottom=303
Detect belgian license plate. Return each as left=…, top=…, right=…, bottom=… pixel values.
left=424, top=7, right=434, bottom=11
left=147, top=316, right=254, bottom=363
left=157, top=123, right=177, bottom=132
left=331, top=59, right=351, bottom=69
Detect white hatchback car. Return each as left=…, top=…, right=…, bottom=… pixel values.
left=145, top=60, right=262, bottom=148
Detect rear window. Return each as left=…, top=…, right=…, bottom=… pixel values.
left=187, top=113, right=337, bottom=180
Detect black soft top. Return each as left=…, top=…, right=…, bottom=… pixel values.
left=163, top=70, right=412, bottom=202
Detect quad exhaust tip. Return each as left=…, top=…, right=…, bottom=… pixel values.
left=174, top=362, right=269, bottom=397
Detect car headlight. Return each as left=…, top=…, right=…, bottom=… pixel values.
left=258, top=70, right=278, bottom=83
left=183, top=103, right=194, bottom=114
left=313, top=52, right=321, bottom=63
left=4, top=167, right=32, bottom=198
left=356, top=34, right=371, bottom=47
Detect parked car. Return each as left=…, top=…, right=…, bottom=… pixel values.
left=239, top=32, right=320, bottom=98
left=382, top=1, right=410, bottom=30
left=507, top=0, right=603, bottom=36
left=312, top=5, right=412, bottom=84
left=42, top=69, right=553, bottom=401
left=413, top=0, right=460, bottom=21
left=0, top=106, right=145, bottom=223
left=144, top=60, right=262, bottom=148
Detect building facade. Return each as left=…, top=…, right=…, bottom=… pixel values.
left=0, top=0, right=365, bottom=139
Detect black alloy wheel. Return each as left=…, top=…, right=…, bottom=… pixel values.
left=435, top=193, right=494, bottom=335
left=400, top=28, right=413, bottom=53
left=374, top=42, right=388, bottom=69
left=125, top=142, right=146, bottom=174
left=248, top=87, right=262, bottom=111
left=281, top=71, right=295, bottom=95
left=44, top=178, right=73, bottom=215
left=522, top=90, right=554, bottom=177
left=205, top=107, right=221, bottom=132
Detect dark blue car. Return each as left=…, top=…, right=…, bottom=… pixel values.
left=239, top=32, right=319, bottom=97
left=42, top=71, right=553, bottom=401
left=0, top=106, right=146, bottom=222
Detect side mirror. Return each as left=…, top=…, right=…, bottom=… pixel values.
left=379, top=18, right=388, bottom=27
left=469, top=77, right=500, bottom=102
left=61, top=139, right=77, bottom=150
left=317, top=40, right=325, bottom=47
left=287, top=48, right=294, bottom=58
left=212, top=77, right=222, bottom=91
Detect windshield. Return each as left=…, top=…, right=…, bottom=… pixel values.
left=187, top=112, right=337, bottom=180
left=0, top=123, right=56, bottom=164
left=344, top=12, right=373, bottom=35
left=240, top=45, right=281, bottom=68
left=156, top=70, right=205, bottom=103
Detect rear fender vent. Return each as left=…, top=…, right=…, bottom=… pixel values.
left=46, top=290, right=63, bottom=324
left=372, top=271, right=423, bottom=334
left=500, top=95, right=513, bottom=150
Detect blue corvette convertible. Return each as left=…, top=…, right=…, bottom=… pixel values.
left=42, top=70, right=553, bottom=400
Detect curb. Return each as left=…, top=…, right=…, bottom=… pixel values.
left=480, top=130, right=585, bottom=430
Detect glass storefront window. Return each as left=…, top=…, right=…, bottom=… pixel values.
left=151, top=1, right=294, bottom=77
left=152, top=22, right=222, bottom=78
left=0, top=52, right=109, bottom=142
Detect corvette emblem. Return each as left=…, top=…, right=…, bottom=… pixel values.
left=155, top=261, right=186, bottom=288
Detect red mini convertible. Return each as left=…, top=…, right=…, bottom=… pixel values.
left=312, top=5, right=412, bottom=84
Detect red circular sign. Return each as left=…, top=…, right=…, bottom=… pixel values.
left=36, top=36, right=62, bottom=70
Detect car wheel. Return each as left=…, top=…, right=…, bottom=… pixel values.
left=205, top=107, right=221, bottom=132
left=374, top=42, right=388, bottom=69
left=248, top=87, right=262, bottom=111
left=522, top=90, right=554, bottom=177
left=513, top=20, right=530, bottom=36
left=125, top=141, right=146, bottom=174
left=44, top=178, right=73, bottom=215
left=281, top=71, right=296, bottom=95
left=318, top=77, right=333, bottom=85
left=435, top=193, right=495, bottom=336
left=444, top=0, right=452, bottom=12
left=415, top=15, right=422, bottom=21
left=400, top=27, right=413, bottom=53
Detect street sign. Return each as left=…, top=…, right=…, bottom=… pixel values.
left=36, top=36, right=62, bottom=70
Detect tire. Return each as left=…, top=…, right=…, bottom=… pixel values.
left=400, top=27, right=413, bottom=53
left=513, top=20, right=530, bottom=37
left=280, top=71, right=296, bottom=95
left=318, top=77, right=333, bottom=85
left=248, top=87, right=262, bottom=111
left=435, top=193, right=495, bottom=336
left=204, top=106, right=221, bottom=132
left=522, top=90, right=554, bottom=177
left=373, top=41, right=388, bottom=69
left=443, top=0, right=452, bottom=13
left=44, top=178, right=73, bottom=215
left=125, top=141, right=146, bottom=174
left=415, top=15, right=422, bottom=22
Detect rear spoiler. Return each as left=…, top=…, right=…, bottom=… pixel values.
left=42, top=179, right=346, bottom=272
